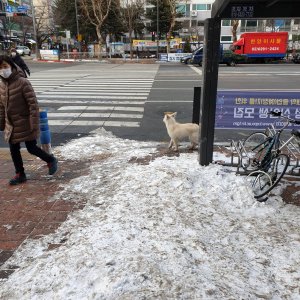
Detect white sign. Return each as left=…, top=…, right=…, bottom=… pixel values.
left=167, top=53, right=191, bottom=62
left=66, top=30, right=70, bottom=39
left=40, top=49, right=60, bottom=61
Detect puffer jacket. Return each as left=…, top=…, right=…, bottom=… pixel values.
left=0, top=68, right=39, bottom=144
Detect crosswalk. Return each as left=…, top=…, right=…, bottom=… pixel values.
left=29, top=65, right=157, bottom=132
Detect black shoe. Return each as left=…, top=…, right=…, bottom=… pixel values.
left=9, top=173, right=27, bottom=185
left=47, top=157, right=58, bottom=175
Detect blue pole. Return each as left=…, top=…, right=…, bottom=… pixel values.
left=39, top=109, right=52, bottom=154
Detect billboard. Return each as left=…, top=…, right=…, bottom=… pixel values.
left=215, top=90, right=300, bottom=129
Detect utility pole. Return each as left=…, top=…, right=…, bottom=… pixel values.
left=74, top=0, right=81, bottom=53
left=156, top=0, right=159, bottom=59
left=30, top=0, right=39, bottom=58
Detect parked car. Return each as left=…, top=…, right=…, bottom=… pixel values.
left=16, top=46, right=31, bottom=56
left=292, top=53, right=300, bottom=64
left=180, top=54, right=192, bottom=64
left=191, top=46, right=246, bottom=66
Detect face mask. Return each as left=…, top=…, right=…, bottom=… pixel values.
left=11, top=53, right=16, bottom=57
left=1, top=68, right=12, bottom=78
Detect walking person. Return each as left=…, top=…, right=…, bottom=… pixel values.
left=0, top=55, right=58, bottom=185
left=10, top=48, right=30, bottom=78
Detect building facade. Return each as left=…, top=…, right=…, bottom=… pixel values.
left=144, top=0, right=300, bottom=49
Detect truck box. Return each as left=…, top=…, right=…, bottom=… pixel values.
left=233, top=31, right=288, bottom=63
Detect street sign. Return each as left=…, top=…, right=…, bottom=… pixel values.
left=5, top=5, right=12, bottom=12
left=17, top=6, right=27, bottom=12
left=66, top=30, right=70, bottom=39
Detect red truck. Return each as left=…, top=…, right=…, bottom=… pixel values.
left=233, top=32, right=288, bottom=63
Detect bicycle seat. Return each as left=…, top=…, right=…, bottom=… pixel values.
left=291, top=129, right=300, bottom=138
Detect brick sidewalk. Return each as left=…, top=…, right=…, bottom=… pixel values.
left=0, top=148, right=89, bottom=279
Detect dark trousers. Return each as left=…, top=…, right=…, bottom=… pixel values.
left=9, top=140, right=53, bottom=174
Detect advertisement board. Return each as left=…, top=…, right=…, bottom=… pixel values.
left=215, top=90, right=300, bottom=129
left=167, top=53, right=190, bottom=62
left=40, top=49, right=60, bottom=61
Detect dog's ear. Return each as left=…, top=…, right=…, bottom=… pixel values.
left=172, top=112, right=177, bottom=117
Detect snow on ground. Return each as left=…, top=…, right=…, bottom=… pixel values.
left=1, top=129, right=300, bottom=299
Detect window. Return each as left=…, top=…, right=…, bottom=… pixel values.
left=145, top=7, right=152, bottom=15
left=185, top=4, right=190, bottom=17
left=221, top=36, right=232, bottom=42
left=192, top=4, right=211, bottom=11
left=222, top=20, right=231, bottom=27
left=241, top=20, right=258, bottom=27
left=176, top=5, right=186, bottom=14
left=197, top=21, right=205, bottom=27
left=294, top=19, right=300, bottom=25
left=191, top=20, right=197, bottom=27
left=183, top=20, right=190, bottom=27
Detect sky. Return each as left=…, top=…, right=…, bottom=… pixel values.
left=0, top=128, right=300, bottom=299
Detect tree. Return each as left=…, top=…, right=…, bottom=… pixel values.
left=80, top=0, right=112, bottom=59
left=145, top=0, right=182, bottom=53
left=101, top=0, right=125, bottom=48
left=53, top=0, right=97, bottom=45
left=164, top=0, right=181, bottom=53
left=34, top=1, right=57, bottom=57
left=231, top=20, right=239, bottom=42
left=183, top=39, right=191, bottom=53
left=53, top=0, right=78, bottom=36
left=122, top=0, right=145, bottom=59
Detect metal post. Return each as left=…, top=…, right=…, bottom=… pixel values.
left=30, top=0, right=38, bottom=58
left=198, top=18, right=221, bottom=166
left=192, top=86, right=201, bottom=124
left=156, top=0, right=159, bottom=59
left=74, top=0, right=81, bottom=53
left=65, top=30, right=70, bottom=59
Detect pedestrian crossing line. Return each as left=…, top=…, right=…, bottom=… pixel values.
left=46, top=87, right=151, bottom=91
left=48, top=120, right=140, bottom=127
left=37, top=95, right=147, bottom=100
left=103, top=121, right=140, bottom=127
left=38, top=91, right=149, bottom=96
left=38, top=100, right=145, bottom=105
left=57, top=106, right=144, bottom=112
left=33, top=86, right=152, bottom=90
left=48, top=112, right=143, bottom=119
left=66, top=79, right=154, bottom=81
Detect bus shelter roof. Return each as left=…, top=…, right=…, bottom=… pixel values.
left=211, top=0, right=300, bottom=19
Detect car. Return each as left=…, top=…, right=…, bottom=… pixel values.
left=180, top=54, right=192, bottom=64
left=191, top=46, right=241, bottom=66
left=292, top=53, right=300, bottom=64
left=16, top=46, right=31, bottom=56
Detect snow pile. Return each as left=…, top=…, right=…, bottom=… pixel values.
left=0, top=130, right=299, bottom=299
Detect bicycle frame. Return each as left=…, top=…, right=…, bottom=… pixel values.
left=266, top=117, right=300, bottom=160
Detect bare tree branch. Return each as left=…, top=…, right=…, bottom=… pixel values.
left=80, top=0, right=112, bottom=58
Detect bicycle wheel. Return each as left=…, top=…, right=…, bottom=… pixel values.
left=242, top=132, right=268, bottom=171
left=246, top=170, right=273, bottom=201
left=261, top=153, right=290, bottom=197
left=249, top=153, right=290, bottom=199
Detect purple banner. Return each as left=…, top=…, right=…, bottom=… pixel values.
left=215, top=90, right=300, bottom=129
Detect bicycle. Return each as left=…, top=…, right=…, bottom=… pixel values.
left=241, top=111, right=300, bottom=201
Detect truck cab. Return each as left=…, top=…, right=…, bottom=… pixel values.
left=191, top=45, right=237, bottom=66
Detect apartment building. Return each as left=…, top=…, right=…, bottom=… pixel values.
left=144, top=0, right=300, bottom=47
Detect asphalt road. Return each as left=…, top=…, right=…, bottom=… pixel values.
left=1, top=59, right=299, bottom=148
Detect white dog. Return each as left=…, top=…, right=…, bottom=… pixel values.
left=163, top=112, right=199, bottom=151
